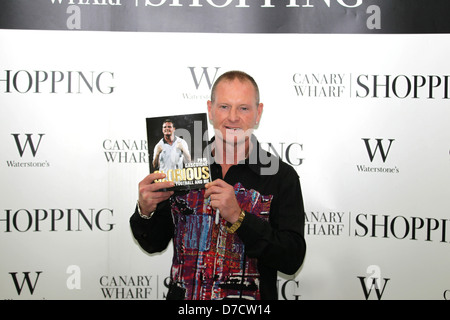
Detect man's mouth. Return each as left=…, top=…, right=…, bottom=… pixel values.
left=225, top=126, right=241, bottom=133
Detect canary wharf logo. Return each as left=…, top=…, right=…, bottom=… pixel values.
left=99, top=274, right=170, bottom=299
left=293, top=73, right=347, bottom=98
left=103, top=139, right=149, bottom=164
left=305, top=211, right=347, bottom=236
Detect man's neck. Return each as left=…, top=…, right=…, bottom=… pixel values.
left=213, top=138, right=252, bottom=177
left=164, top=135, right=175, bottom=145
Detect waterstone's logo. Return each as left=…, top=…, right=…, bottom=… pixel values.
left=357, top=138, right=399, bottom=174
left=357, top=265, right=390, bottom=300
left=8, top=271, right=44, bottom=297
left=6, top=133, right=50, bottom=168
left=184, top=66, right=220, bottom=100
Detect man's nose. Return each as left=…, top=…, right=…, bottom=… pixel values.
left=228, top=107, right=239, bottom=122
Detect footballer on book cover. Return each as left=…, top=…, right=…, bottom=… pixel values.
left=146, top=113, right=211, bottom=191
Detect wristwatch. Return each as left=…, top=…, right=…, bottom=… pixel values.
left=137, top=200, right=154, bottom=219
left=226, top=210, right=245, bottom=233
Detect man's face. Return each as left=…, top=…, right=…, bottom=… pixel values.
left=162, top=122, right=175, bottom=136
left=207, top=78, right=263, bottom=146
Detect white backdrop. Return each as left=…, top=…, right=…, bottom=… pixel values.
left=1, top=30, right=449, bottom=300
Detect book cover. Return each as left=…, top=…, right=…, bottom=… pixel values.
left=146, top=113, right=211, bottom=191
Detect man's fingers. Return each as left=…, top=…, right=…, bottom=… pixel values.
left=140, top=179, right=174, bottom=195
left=141, top=172, right=170, bottom=185
left=204, top=185, right=226, bottom=198
left=150, top=189, right=174, bottom=200
left=149, top=180, right=175, bottom=192
left=140, top=172, right=175, bottom=193
left=138, top=173, right=175, bottom=214
left=204, top=179, right=228, bottom=198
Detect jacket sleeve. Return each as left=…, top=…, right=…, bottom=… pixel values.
left=236, top=165, right=306, bottom=275
left=129, top=200, right=174, bottom=254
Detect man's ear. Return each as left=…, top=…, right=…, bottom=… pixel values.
left=207, top=100, right=213, bottom=122
left=256, top=102, right=264, bottom=125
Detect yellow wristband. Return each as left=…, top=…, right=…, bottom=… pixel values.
left=226, top=210, right=245, bottom=233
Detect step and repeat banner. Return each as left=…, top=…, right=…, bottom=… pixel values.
left=1, top=0, right=450, bottom=300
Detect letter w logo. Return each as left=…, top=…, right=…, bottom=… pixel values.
left=188, top=67, right=220, bottom=90
left=362, top=138, right=394, bottom=163
left=9, top=271, right=43, bottom=295
left=11, top=134, right=45, bottom=157
left=357, top=276, right=390, bottom=300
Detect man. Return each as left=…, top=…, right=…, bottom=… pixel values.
left=130, top=71, right=306, bottom=300
left=152, top=119, right=191, bottom=172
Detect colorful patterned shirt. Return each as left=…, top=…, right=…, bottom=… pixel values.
left=130, top=137, right=306, bottom=300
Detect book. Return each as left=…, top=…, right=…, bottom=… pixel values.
left=146, top=112, right=211, bottom=191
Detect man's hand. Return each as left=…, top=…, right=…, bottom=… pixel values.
left=138, top=173, right=174, bottom=216
left=204, top=179, right=241, bottom=224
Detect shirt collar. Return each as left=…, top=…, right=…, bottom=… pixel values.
left=162, top=135, right=177, bottom=145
